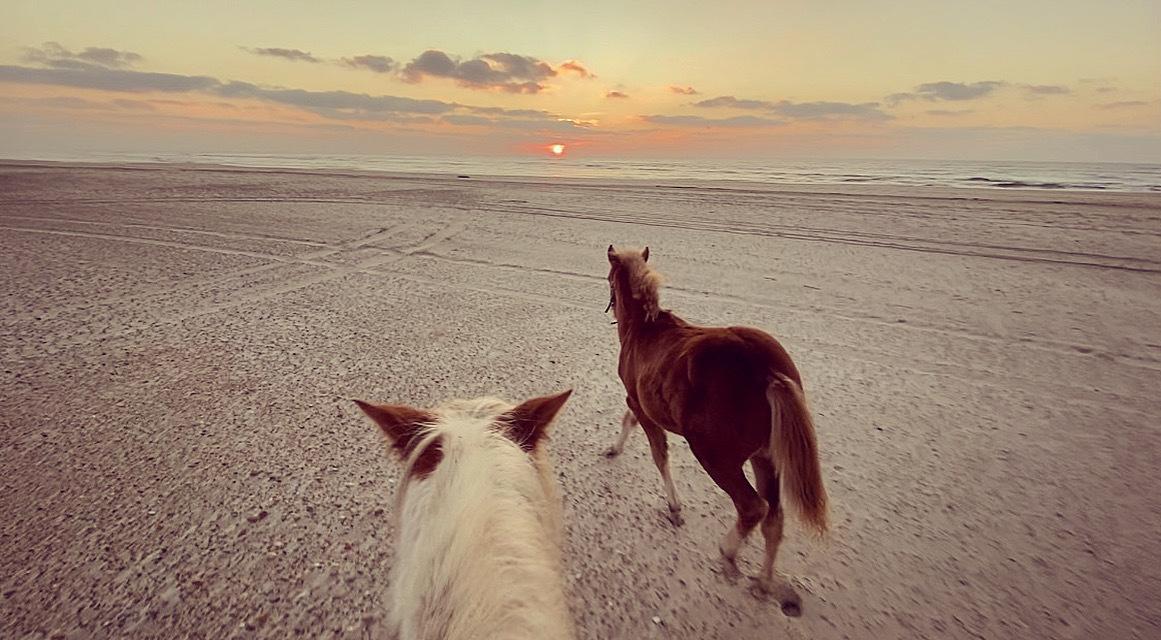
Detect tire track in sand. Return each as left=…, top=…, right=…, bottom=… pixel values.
left=0, top=221, right=428, bottom=323
left=0, top=220, right=470, bottom=340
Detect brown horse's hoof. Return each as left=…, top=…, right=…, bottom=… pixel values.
left=716, top=554, right=742, bottom=583
left=750, top=576, right=802, bottom=617
left=666, top=508, right=684, bottom=527
left=603, top=446, right=621, bottom=458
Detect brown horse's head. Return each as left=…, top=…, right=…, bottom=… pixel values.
left=606, top=244, right=661, bottom=324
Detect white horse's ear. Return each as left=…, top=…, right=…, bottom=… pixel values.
left=642, top=246, right=650, bottom=262
left=355, top=400, right=435, bottom=459
left=502, top=389, right=573, bottom=452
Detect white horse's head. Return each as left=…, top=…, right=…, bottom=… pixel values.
left=354, top=389, right=575, bottom=639
left=355, top=390, right=571, bottom=509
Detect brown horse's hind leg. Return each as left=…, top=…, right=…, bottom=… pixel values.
left=604, top=409, right=638, bottom=458
left=751, top=455, right=802, bottom=616
left=688, top=436, right=767, bottom=579
left=639, top=419, right=683, bottom=526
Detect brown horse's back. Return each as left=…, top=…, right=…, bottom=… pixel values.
left=724, top=326, right=803, bottom=386
left=677, top=327, right=798, bottom=396
left=624, top=322, right=798, bottom=457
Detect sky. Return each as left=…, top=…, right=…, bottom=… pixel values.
left=2, top=0, right=1159, bottom=162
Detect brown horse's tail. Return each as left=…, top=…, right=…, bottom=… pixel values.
left=767, top=373, right=828, bottom=535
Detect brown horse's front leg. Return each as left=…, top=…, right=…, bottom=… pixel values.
left=609, top=398, right=683, bottom=526
left=639, top=419, right=683, bottom=526
left=604, top=409, right=638, bottom=457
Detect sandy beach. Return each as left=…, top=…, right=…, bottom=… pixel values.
left=1, top=161, right=1159, bottom=639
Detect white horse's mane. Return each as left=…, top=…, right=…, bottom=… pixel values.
left=388, top=397, right=573, bottom=640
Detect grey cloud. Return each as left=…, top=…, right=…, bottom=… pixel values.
left=883, top=92, right=913, bottom=105
left=442, top=114, right=586, bottom=132
left=694, top=95, right=773, bottom=110
left=213, top=81, right=455, bottom=116
left=46, top=96, right=105, bottom=109
left=2, top=95, right=105, bottom=109
left=75, top=47, right=142, bottom=68
left=245, top=47, right=320, bottom=63
left=925, top=109, right=973, bottom=116
left=498, top=118, right=590, bottom=132
left=490, top=81, right=543, bottom=94
left=111, top=99, right=157, bottom=110
left=0, top=64, right=451, bottom=117
left=480, top=53, right=555, bottom=81
left=606, top=90, right=629, bottom=99
left=404, top=50, right=457, bottom=77
left=148, top=98, right=207, bottom=107
left=301, top=108, right=436, bottom=125
left=0, top=65, right=220, bottom=93
left=1079, top=78, right=1120, bottom=94
left=0, top=62, right=570, bottom=126
left=23, top=42, right=143, bottom=70
left=402, top=49, right=557, bottom=93
left=453, top=104, right=587, bottom=131
left=694, top=95, right=890, bottom=120
left=919, top=81, right=1005, bottom=100
left=1096, top=101, right=1149, bottom=110
left=642, top=114, right=784, bottom=128
left=1023, top=84, right=1071, bottom=96
left=465, top=106, right=553, bottom=118
left=487, top=118, right=587, bottom=132
left=341, top=55, right=395, bottom=73
left=244, top=45, right=589, bottom=90
left=772, top=101, right=889, bottom=120
left=442, top=114, right=492, bottom=126
left=246, top=47, right=399, bottom=74
left=0, top=95, right=156, bottom=111
left=669, top=85, right=698, bottom=95
left=886, top=81, right=1006, bottom=105
left=456, top=59, right=499, bottom=84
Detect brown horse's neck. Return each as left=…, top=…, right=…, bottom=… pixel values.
left=614, top=291, right=676, bottom=345
left=612, top=262, right=670, bottom=344
left=613, top=284, right=647, bottom=345
left=614, top=303, right=638, bottom=345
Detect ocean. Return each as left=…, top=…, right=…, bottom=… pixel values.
left=7, top=153, right=1160, bottom=193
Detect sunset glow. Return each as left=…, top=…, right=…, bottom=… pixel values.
left=1, top=1, right=1158, bottom=161
left=550, top=144, right=565, bottom=156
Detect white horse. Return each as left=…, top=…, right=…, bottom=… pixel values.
left=356, top=390, right=575, bottom=640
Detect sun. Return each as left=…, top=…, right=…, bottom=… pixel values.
left=550, top=143, right=565, bottom=156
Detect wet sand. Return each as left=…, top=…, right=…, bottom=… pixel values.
left=2, top=161, right=1159, bottom=639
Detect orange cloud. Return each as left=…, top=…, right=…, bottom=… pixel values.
left=668, top=85, right=698, bottom=95
left=606, top=90, right=629, bottom=99
left=559, top=60, right=593, bottom=78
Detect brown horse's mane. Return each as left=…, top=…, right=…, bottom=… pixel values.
left=611, top=247, right=663, bottom=321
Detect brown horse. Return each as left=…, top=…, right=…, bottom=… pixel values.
left=603, top=245, right=827, bottom=614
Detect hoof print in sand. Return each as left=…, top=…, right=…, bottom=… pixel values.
left=749, top=576, right=803, bottom=617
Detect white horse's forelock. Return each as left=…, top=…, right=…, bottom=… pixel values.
left=388, top=398, right=574, bottom=640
